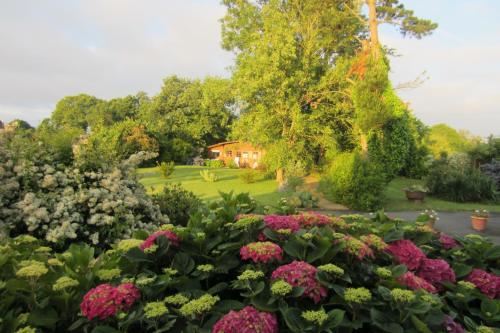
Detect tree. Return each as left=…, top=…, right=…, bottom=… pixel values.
left=425, top=124, right=480, bottom=158
left=222, top=0, right=364, bottom=183
left=51, top=94, right=104, bottom=130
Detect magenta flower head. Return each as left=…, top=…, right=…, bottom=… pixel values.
left=212, top=306, right=278, bottom=333
left=140, top=230, right=181, bottom=251
left=386, top=239, right=426, bottom=271
left=439, top=234, right=460, bottom=250
left=465, top=269, right=500, bottom=299
left=271, top=261, right=327, bottom=303
left=417, top=258, right=456, bottom=288
left=443, top=315, right=465, bottom=333
left=80, top=283, right=140, bottom=320
left=240, top=242, right=283, bottom=264
left=263, top=215, right=300, bottom=233
left=397, top=271, right=437, bottom=293
left=339, top=235, right=374, bottom=260
left=294, top=212, right=331, bottom=227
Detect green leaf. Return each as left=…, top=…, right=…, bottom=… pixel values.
left=91, top=326, right=120, bottom=333
left=384, top=230, right=404, bottom=242
left=172, top=252, right=195, bottom=275
left=481, top=299, right=499, bottom=316
left=325, top=309, right=345, bottom=329
left=484, top=245, right=500, bottom=260
left=370, top=309, right=404, bottom=333
left=214, top=300, right=245, bottom=313
left=452, top=263, right=472, bottom=278
left=411, top=315, right=432, bottom=333
left=306, top=238, right=331, bottom=263
left=28, top=307, right=58, bottom=329
left=391, top=264, right=408, bottom=277
left=208, top=282, right=228, bottom=295
left=283, top=240, right=304, bottom=260
left=281, top=308, right=305, bottom=333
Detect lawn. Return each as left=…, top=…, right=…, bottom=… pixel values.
left=137, top=165, right=287, bottom=206
left=384, top=177, right=500, bottom=212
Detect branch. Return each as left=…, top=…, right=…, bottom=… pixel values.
left=394, top=71, right=429, bottom=90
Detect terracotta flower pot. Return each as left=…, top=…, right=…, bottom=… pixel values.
left=471, top=216, right=488, bottom=231
left=405, top=190, right=426, bottom=203
left=427, top=218, right=436, bottom=229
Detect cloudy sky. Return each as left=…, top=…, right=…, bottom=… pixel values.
left=0, top=0, right=498, bottom=136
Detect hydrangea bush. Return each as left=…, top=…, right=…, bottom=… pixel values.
left=1, top=212, right=500, bottom=333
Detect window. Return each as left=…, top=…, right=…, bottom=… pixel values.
left=236, top=151, right=241, bottom=157
left=242, top=152, right=249, bottom=158
left=252, top=152, right=259, bottom=159
left=226, top=150, right=232, bottom=157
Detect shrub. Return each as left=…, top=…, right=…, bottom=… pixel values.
left=0, top=149, right=168, bottom=250
left=480, top=159, right=500, bottom=189
left=239, top=170, right=259, bottom=183
left=284, top=175, right=304, bottom=191
left=288, top=191, right=319, bottom=209
left=321, top=152, right=387, bottom=210
left=2, top=211, right=500, bottom=332
left=226, top=160, right=239, bottom=169
left=152, top=184, right=202, bottom=225
left=200, top=169, right=218, bottom=182
left=426, top=156, right=498, bottom=203
left=204, top=159, right=225, bottom=168
left=157, top=161, right=175, bottom=178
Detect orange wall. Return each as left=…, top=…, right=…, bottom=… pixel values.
left=208, top=142, right=264, bottom=168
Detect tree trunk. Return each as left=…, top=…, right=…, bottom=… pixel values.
left=360, top=133, right=368, bottom=155
left=367, top=0, right=380, bottom=57
left=276, top=168, right=285, bottom=187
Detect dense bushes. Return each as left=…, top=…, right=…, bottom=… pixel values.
left=152, top=184, right=202, bottom=226
left=2, top=212, right=500, bottom=332
left=426, top=155, right=498, bottom=203
left=321, top=152, right=387, bottom=210
left=0, top=147, right=168, bottom=249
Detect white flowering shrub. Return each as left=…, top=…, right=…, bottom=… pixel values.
left=0, top=136, right=168, bottom=248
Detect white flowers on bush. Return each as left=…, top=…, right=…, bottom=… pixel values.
left=1, top=149, right=168, bottom=245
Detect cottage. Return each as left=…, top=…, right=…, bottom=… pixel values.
left=207, top=141, right=264, bottom=168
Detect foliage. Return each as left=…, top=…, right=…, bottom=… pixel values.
left=2, top=210, right=500, bottom=332
left=35, top=121, right=84, bottom=165
left=240, top=170, right=259, bottom=184
left=426, top=156, right=498, bottom=203
left=404, top=184, right=428, bottom=193
left=157, top=161, right=175, bottom=178
left=204, top=159, right=225, bottom=168
left=152, top=184, right=202, bottom=226
left=321, top=152, right=387, bottom=210
left=425, top=124, right=481, bottom=158
left=288, top=192, right=319, bottom=209
left=226, top=159, right=239, bottom=169
left=468, top=136, right=500, bottom=166
left=200, top=170, right=218, bottom=183
left=222, top=0, right=364, bottom=179
left=0, top=145, right=168, bottom=249
left=284, top=176, right=304, bottom=192
left=471, top=209, right=490, bottom=218
left=481, top=160, right=500, bottom=189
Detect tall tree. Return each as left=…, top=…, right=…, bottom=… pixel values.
left=222, top=0, right=364, bottom=183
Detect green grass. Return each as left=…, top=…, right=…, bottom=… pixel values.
left=138, top=166, right=287, bottom=206
left=384, top=177, right=500, bottom=212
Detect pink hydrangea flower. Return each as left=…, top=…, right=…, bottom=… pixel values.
left=417, top=258, right=456, bottom=288
left=271, top=261, right=327, bottom=303
left=212, top=306, right=278, bottom=333
left=293, top=212, right=331, bottom=227
left=397, top=271, right=437, bottom=293
left=240, top=242, right=283, bottom=264
left=386, top=239, right=426, bottom=270
left=439, top=234, right=460, bottom=250
left=80, top=283, right=140, bottom=320
left=465, top=269, right=500, bottom=299
left=263, top=215, right=300, bottom=233
left=443, top=315, right=465, bottom=333
left=140, top=230, right=181, bottom=251
left=360, top=234, right=388, bottom=251
left=339, top=235, right=374, bottom=260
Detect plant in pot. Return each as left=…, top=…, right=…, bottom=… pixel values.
left=471, top=209, right=490, bottom=231
left=403, top=184, right=429, bottom=203
left=417, top=209, right=439, bottom=229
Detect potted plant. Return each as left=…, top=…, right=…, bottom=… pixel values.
left=403, top=184, right=428, bottom=203
left=471, top=209, right=490, bottom=231
left=417, top=209, right=439, bottom=229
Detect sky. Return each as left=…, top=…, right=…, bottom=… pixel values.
left=0, top=0, right=498, bottom=137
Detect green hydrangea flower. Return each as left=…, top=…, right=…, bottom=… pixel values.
left=318, top=264, right=344, bottom=275
left=158, top=224, right=175, bottom=231
left=17, top=313, right=29, bottom=325
left=277, top=228, right=292, bottom=235
left=457, top=281, right=476, bottom=290
left=165, top=293, right=190, bottom=306
left=332, top=232, right=345, bottom=239
left=179, top=294, right=219, bottom=317
left=477, top=326, right=494, bottom=333
left=136, top=276, right=156, bottom=286
left=35, top=246, right=52, bottom=253
left=301, top=233, right=314, bottom=240
left=15, top=327, right=36, bottom=333
left=144, top=244, right=158, bottom=254
left=61, top=252, right=73, bottom=260
left=391, top=288, right=415, bottom=303
left=16, top=261, right=48, bottom=279
left=14, top=235, right=37, bottom=244
left=344, top=287, right=372, bottom=304
left=375, top=267, right=392, bottom=278
left=465, top=234, right=483, bottom=241
left=197, top=264, right=214, bottom=273
left=53, top=276, right=79, bottom=291
left=47, top=258, right=63, bottom=267
left=301, top=309, right=328, bottom=326
left=117, top=239, right=143, bottom=252
left=96, top=268, right=121, bottom=281
left=237, top=270, right=265, bottom=281
left=232, top=216, right=262, bottom=229
left=195, top=232, right=206, bottom=240
left=271, top=280, right=293, bottom=296
left=121, top=277, right=135, bottom=283
left=420, top=293, right=441, bottom=306
left=144, top=301, right=168, bottom=318
left=163, top=268, right=178, bottom=276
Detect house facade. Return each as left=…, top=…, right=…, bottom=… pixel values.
left=207, top=141, right=264, bottom=168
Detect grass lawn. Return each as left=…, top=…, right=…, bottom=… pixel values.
left=137, top=166, right=287, bottom=206
left=384, top=177, right=500, bottom=212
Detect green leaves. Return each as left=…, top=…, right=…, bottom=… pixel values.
left=172, top=252, right=195, bottom=275
left=484, top=245, right=500, bottom=260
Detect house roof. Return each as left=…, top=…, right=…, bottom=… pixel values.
left=207, top=141, right=239, bottom=149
